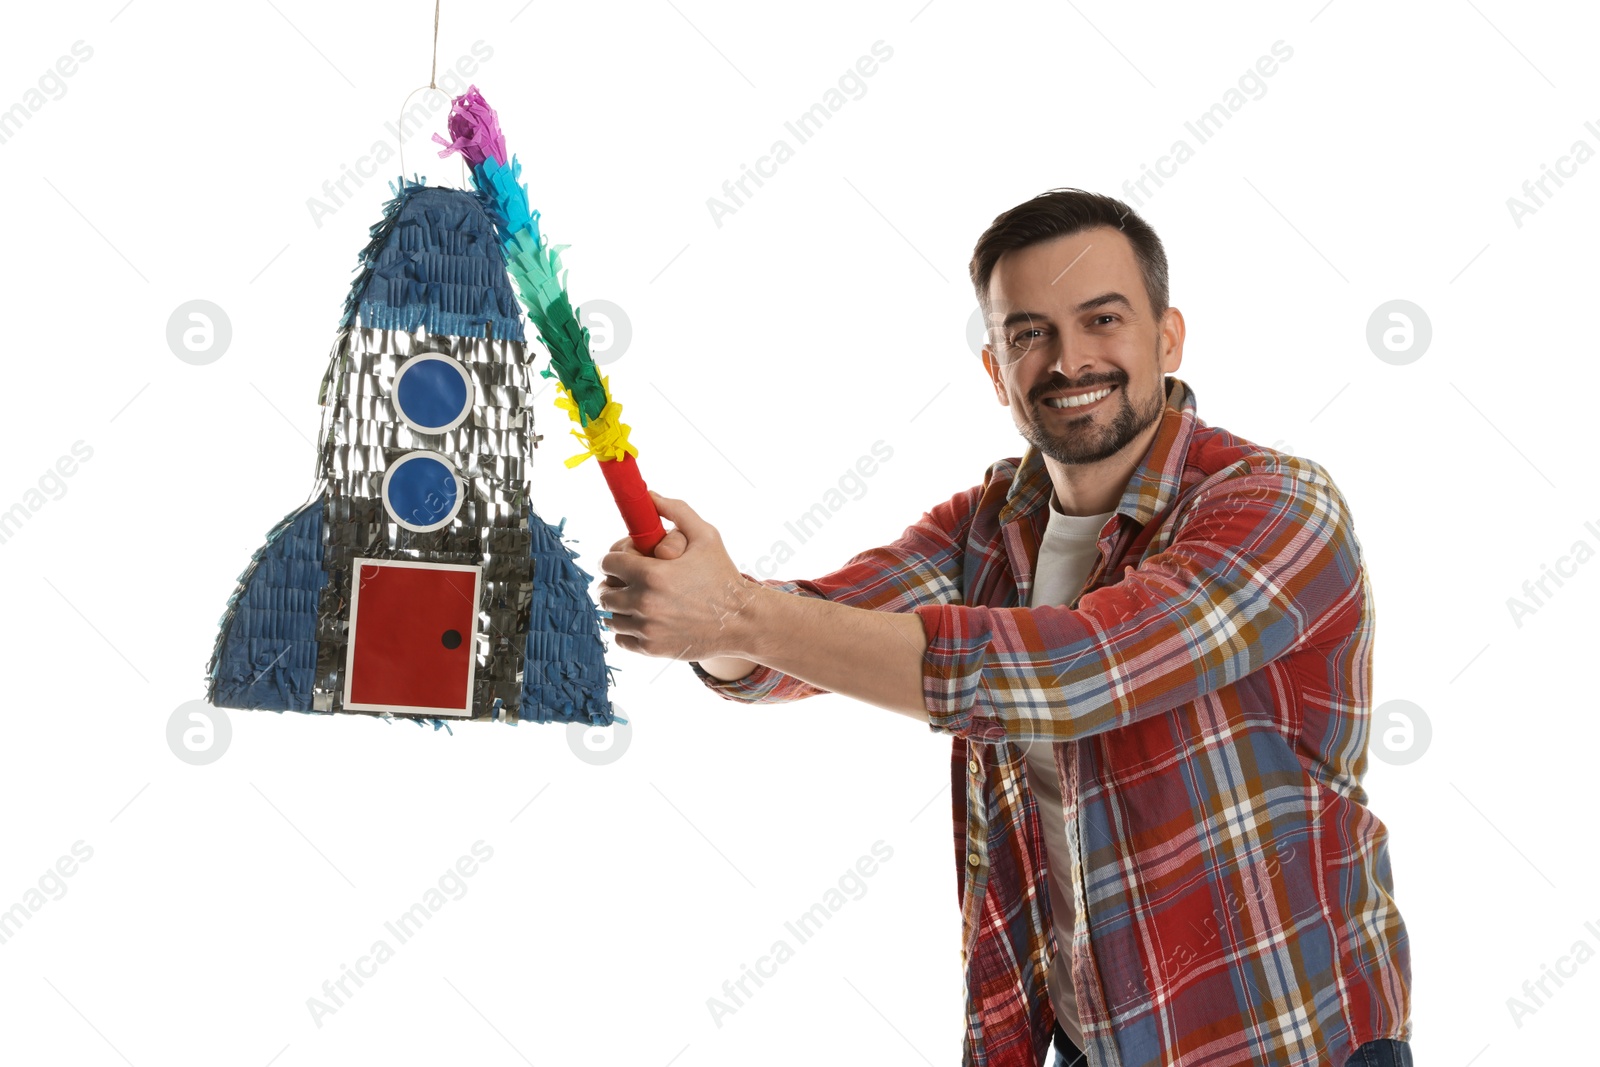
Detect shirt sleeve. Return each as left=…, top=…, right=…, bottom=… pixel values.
left=916, top=461, right=1364, bottom=742
left=690, top=482, right=981, bottom=705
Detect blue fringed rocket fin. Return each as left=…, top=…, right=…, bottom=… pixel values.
left=521, top=511, right=621, bottom=725
left=207, top=494, right=327, bottom=712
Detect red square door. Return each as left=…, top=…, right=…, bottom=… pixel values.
left=343, top=557, right=482, bottom=716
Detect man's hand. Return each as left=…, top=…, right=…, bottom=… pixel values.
left=598, top=491, right=929, bottom=719
left=597, top=491, right=759, bottom=663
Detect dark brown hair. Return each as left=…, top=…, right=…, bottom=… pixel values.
left=969, top=188, right=1169, bottom=323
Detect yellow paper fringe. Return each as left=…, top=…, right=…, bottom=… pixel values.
left=552, top=375, right=640, bottom=468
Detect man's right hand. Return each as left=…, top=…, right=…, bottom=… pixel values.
left=602, top=529, right=756, bottom=682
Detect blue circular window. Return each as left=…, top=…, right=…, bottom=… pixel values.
left=393, top=354, right=474, bottom=434
left=380, top=450, right=464, bottom=532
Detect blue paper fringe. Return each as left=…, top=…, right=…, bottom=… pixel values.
left=206, top=491, right=327, bottom=711
left=338, top=174, right=527, bottom=341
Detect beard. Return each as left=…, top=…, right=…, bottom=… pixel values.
left=1020, top=358, right=1166, bottom=466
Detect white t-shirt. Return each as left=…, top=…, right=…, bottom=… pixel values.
left=1021, top=490, right=1115, bottom=1052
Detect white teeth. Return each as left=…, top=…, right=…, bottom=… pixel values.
left=1044, top=386, right=1113, bottom=409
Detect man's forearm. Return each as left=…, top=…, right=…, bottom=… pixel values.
left=724, top=584, right=930, bottom=723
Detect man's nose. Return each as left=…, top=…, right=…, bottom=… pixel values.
left=1045, top=332, right=1093, bottom=382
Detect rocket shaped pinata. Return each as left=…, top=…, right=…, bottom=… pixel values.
left=204, top=91, right=621, bottom=727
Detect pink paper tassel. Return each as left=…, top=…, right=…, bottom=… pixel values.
left=431, top=84, right=507, bottom=168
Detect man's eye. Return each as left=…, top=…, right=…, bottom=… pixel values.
left=1009, top=328, right=1045, bottom=344
left=1093, top=314, right=1117, bottom=325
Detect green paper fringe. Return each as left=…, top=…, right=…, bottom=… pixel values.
left=501, top=224, right=609, bottom=425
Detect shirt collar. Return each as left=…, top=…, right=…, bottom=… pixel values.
left=998, top=374, right=1198, bottom=530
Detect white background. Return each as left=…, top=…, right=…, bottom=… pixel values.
left=0, top=1, right=1595, bottom=1064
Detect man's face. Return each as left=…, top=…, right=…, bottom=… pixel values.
left=980, top=226, right=1182, bottom=466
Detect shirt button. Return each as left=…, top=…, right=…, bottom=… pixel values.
left=968, top=760, right=980, bottom=774
left=967, top=852, right=981, bottom=866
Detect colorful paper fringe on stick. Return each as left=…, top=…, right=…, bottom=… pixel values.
left=203, top=85, right=631, bottom=728
left=434, top=87, right=667, bottom=554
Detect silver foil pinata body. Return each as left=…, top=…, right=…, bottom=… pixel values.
left=205, top=177, right=617, bottom=726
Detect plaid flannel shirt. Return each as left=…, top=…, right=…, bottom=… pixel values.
left=691, top=375, right=1411, bottom=1066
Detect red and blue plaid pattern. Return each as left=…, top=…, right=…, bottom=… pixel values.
left=692, top=375, right=1411, bottom=1066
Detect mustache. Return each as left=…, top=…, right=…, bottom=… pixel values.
left=1029, top=375, right=1124, bottom=403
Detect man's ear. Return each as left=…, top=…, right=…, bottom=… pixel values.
left=1159, top=306, right=1186, bottom=374
left=980, top=347, right=1009, bottom=407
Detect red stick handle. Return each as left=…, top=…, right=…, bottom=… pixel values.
left=598, top=451, right=666, bottom=554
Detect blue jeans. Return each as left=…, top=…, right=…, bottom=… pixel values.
left=1050, top=1019, right=1413, bottom=1066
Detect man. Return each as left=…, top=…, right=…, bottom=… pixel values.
left=597, top=188, right=1413, bottom=1067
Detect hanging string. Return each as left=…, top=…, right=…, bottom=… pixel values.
left=429, top=0, right=440, bottom=88
left=397, top=0, right=463, bottom=187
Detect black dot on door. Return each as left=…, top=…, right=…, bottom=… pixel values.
left=441, top=629, right=462, bottom=649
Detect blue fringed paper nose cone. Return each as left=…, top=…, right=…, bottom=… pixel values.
left=205, top=176, right=618, bottom=727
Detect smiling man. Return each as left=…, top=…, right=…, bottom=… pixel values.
left=597, top=188, right=1413, bottom=1067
